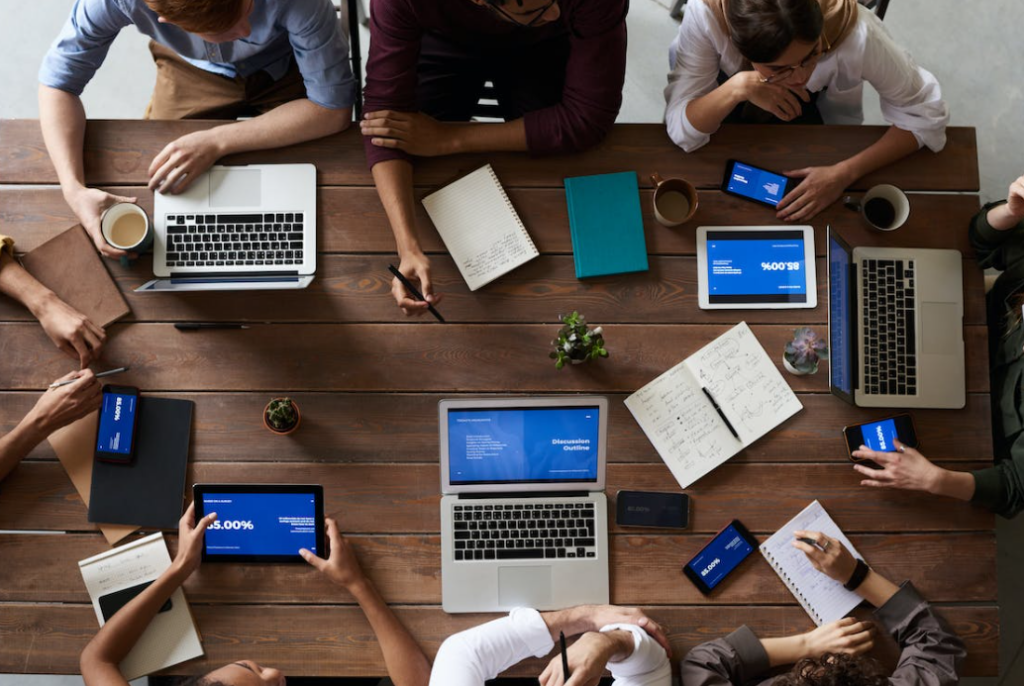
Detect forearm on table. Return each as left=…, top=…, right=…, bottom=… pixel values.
left=206, top=99, right=351, bottom=158
left=684, top=79, right=745, bottom=135
left=854, top=569, right=901, bottom=609
left=0, top=418, right=46, bottom=483
left=347, top=578, right=431, bottom=686
left=371, top=160, right=422, bottom=256
left=834, top=126, right=920, bottom=185
left=38, top=85, right=88, bottom=198
left=0, top=251, right=61, bottom=318
left=445, top=119, right=528, bottom=155
left=928, top=467, right=977, bottom=502
left=759, top=634, right=809, bottom=668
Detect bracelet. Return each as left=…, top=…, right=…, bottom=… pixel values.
left=843, top=558, right=870, bottom=591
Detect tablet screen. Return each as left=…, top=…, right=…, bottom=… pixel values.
left=196, top=486, right=323, bottom=562
left=705, top=229, right=809, bottom=304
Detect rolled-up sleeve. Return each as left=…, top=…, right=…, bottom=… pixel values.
left=680, top=625, right=771, bottom=686
left=876, top=582, right=965, bottom=686
left=599, top=623, right=671, bottom=686
left=663, top=1, right=722, bottom=153
left=39, top=0, right=131, bottom=96
left=286, top=0, right=355, bottom=110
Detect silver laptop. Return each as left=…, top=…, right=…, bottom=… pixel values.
left=439, top=397, right=610, bottom=613
left=137, top=164, right=317, bottom=292
left=827, top=226, right=965, bottom=408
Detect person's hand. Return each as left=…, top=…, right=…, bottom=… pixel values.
left=574, top=605, right=671, bottom=658
left=173, top=502, right=217, bottom=577
left=776, top=164, right=852, bottom=222
left=361, top=110, right=455, bottom=157
left=791, top=530, right=858, bottom=585
left=66, top=187, right=139, bottom=259
left=300, top=517, right=368, bottom=590
left=734, top=71, right=811, bottom=122
left=35, top=294, right=106, bottom=368
left=1006, top=175, right=1024, bottom=219
left=391, top=252, right=442, bottom=316
left=24, top=369, right=102, bottom=438
left=803, top=617, right=877, bottom=658
left=538, top=631, right=626, bottom=686
left=148, top=130, right=224, bottom=194
left=852, top=439, right=945, bottom=493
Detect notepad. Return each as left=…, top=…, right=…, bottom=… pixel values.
left=422, top=164, right=538, bottom=291
left=624, top=322, right=802, bottom=488
left=760, top=501, right=865, bottom=626
left=564, top=172, right=649, bottom=278
left=79, top=532, right=203, bottom=679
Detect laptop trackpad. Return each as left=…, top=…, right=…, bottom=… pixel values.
left=209, top=169, right=261, bottom=207
left=922, top=302, right=960, bottom=354
left=498, top=567, right=552, bottom=608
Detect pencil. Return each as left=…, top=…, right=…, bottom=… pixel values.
left=387, top=264, right=445, bottom=322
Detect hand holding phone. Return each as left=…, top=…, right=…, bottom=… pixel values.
left=842, top=414, right=918, bottom=469
left=94, top=385, right=140, bottom=464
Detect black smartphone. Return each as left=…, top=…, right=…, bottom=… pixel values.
left=98, top=581, right=172, bottom=621
left=616, top=490, right=690, bottom=529
left=682, top=519, right=758, bottom=595
left=94, top=385, right=140, bottom=465
left=721, top=159, right=797, bottom=208
left=843, top=414, right=919, bottom=468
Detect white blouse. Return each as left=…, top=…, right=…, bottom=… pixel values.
left=663, top=2, right=949, bottom=153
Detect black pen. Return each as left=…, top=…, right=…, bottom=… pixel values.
left=560, top=631, right=570, bottom=682
left=701, top=387, right=740, bottom=440
left=174, top=323, right=250, bottom=331
left=387, top=264, right=445, bottom=322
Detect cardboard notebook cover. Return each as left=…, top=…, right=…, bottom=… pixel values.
left=20, top=224, right=130, bottom=327
left=88, top=397, right=194, bottom=529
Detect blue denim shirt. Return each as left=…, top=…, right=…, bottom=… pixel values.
left=39, top=0, right=354, bottom=109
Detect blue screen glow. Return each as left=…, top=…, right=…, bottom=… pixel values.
left=202, top=493, right=317, bottom=556
left=726, top=162, right=788, bottom=206
left=447, top=407, right=600, bottom=484
left=96, top=392, right=137, bottom=455
left=829, top=235, right=853, bottom=396
left=706, top=231, right=808, bottom=303
left=858, top=419, right=899, bottom=452
left=687, top=524, right=755, bottom=590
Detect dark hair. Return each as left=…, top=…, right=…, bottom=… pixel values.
left=177, top=676, right=230, bottom=686
left=725, top=0, right=823, bottom=63
left=145, top=0, right=247, bottom=34
left=773, top=653, right=889, bottom=686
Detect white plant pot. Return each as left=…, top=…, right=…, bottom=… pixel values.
left=783, top=357, right=812, bottom=376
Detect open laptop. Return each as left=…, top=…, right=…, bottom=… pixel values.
left=439, top=397, right=610, bottom=613
left=136, top=164, right=316, bottom=292
left=827, top=226, right=965, bottom=409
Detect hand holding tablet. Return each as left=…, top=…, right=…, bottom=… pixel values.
left=299, top=517, right=368, bottom=590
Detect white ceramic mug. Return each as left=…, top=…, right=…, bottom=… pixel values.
left=843, top=184, right=910, bottom=232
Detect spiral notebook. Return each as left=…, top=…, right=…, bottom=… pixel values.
left=422, top=164, right=538, bottom=291
left=759, top=500, right=864, bottom=626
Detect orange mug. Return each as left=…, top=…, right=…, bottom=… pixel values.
left=650, top=173, right=698, bottom=227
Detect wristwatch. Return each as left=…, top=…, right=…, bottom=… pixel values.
left=843, top=558, right=870, bottom=591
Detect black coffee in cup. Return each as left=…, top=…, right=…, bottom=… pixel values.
left=864, top=197, right=896, bottom=229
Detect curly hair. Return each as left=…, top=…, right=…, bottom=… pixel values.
left=773, top=652, right=889, bottom=686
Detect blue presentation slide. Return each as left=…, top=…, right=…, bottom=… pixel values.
left=706, top=234, right=806, bottom=296
left=202, top=492, right=317, bottom=556
left=96, top=392, right=136, bottom=455
left=727, top=162, right=788, bottom=206
left=448, top=407, right=600, bottom=484
left=859, top=419, right=899, bottom=452
left=687, top=524, right=754, bottom=590
left=829, top=235, right=853, bottom=395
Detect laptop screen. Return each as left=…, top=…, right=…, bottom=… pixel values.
left=447, top=406, right=601, bottom=485
left=828, top=232, right=853, bottom=397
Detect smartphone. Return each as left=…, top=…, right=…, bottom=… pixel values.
left=98, top=581, right=172, bottom=621
left=843, top=414, right=919, bottom=468
left=682, top=519, right=758, bottom=595
left=720, top=159, right=797, bottom=208
left=616, top=490, right=690, bottom=529
left=94, top=385, right=140, bottom=464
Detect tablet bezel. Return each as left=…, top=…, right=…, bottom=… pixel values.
left=696, top=225, right=817, bottom=310
left=193, top=483, right=325, bottom=563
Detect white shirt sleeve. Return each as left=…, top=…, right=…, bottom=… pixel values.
left=428, top=608, right=554, bottom=686
left=600, top=624, right=673, bottom=686
left=663, top=1, right=724, bottom=152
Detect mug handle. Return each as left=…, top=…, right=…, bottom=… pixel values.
left=842, top=195, right=861, bottom=212
left=650, top=172, right=664, bottom=188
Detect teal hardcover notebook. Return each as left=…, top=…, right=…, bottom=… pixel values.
left=565, top=171, right=649, bottom=278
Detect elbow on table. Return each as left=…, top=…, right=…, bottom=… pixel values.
left=665, top=104, right=710, bottom=153
left=540, top=107, right=617, bottom=154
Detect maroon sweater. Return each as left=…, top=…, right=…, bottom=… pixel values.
left=363, top=0, right=628, bottom=169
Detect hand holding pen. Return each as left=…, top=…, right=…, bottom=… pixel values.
left=388, top=264, right=445, bottom=322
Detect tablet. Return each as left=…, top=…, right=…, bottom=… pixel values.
left=696, top=226, right=816, bottom=310
left=193, top=484, right=325, bottom=563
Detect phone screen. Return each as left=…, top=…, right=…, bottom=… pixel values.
left=845, top=415, right=917, bottom=454
left=96, top=390, right=138, bottom=456
left=684, top=522, right=755, bottom=591
left=724, top=161, right=790, bottom=207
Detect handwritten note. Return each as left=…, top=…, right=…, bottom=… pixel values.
left=422, top=164, right=539, bottom=291
left=625, top=322, right=801, bottom=488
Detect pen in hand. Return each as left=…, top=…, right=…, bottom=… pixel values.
left=560, top=631, right=570, bottom=682
left=387, top=264, right=445, bottom=322
left=48, top=366, right=130, bottom=389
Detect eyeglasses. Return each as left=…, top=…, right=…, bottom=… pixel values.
left=759, top=33, right=831, bottom=85
left=487, top=0, right=558, bottom=28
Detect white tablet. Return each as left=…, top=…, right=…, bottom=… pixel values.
left=696, top=225, right=816, bottom=309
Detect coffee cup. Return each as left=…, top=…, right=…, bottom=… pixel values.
left=100, top=202, right=153, bottom=266
left=650, top=173, right=698, bottom=227
left=843, top=184, right=910, bottom=232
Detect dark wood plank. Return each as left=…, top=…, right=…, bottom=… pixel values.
left=0, top=532, right=995, bottom=605
left=0, top=186, right=980, bottom=255
left=0, top=462, right=994, bottom=534
left=1, top=391, right=992, bottom=465
left=0, top=122, right=980, bottom=191
left=0, top=604, right=997, bottom=676
left=0, top=323, right=991, bottom=393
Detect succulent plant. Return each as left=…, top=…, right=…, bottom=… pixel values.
left=783, top=327, right=829, bottom=375
left=265, top=398, right=300, bottom=432
left=549, top=311, right=609, bottom=370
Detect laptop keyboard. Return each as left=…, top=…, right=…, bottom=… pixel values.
left=163, top=213, right=305, bottom=268
left=452, top=502, right=597, bottom=562
left=861, top=258, right=917, bottom=396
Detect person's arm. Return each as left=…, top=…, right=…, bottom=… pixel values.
left=852, top=439, right=977, bottom=501
left=360, top=113, right=528, bottom=156
left=301, top=518, right=430, bottom=686
left=968, top=176, right=1024, bottom=271
left=81, top=504, right=215, bottom=686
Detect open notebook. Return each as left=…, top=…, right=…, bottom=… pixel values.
left=760, top=501, right=865, bottom=626
left=422, top=164, right=538, bottom=291
left=624, top=322, right=802, bottom=488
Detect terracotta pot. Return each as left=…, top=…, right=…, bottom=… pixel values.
left=263, top=398, right=301, bottom=435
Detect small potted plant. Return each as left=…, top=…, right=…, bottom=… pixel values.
left=783, top=327, right=829, bottom=375
left=263, top=397, right=301, bottom=435
left=550, top=311, right=609, bottom=370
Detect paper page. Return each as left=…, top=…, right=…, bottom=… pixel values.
left=624, top=362, right=742, bottom=489
left=684, top=322, right=802, bottom=445
left=422, top=165, right=538, bottom=291
left=759, top=501, right=864, bottom=626
left=79, top=533, right=203, bottom=679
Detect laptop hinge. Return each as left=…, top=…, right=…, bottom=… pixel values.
left=458, top=491, right=589, bottom=500
left=168, top=270, right=301, bottom=278
left=850, top=266, right=860, bottom=392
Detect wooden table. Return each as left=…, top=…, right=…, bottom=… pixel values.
left=0, top=121, right=998, bottom=677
